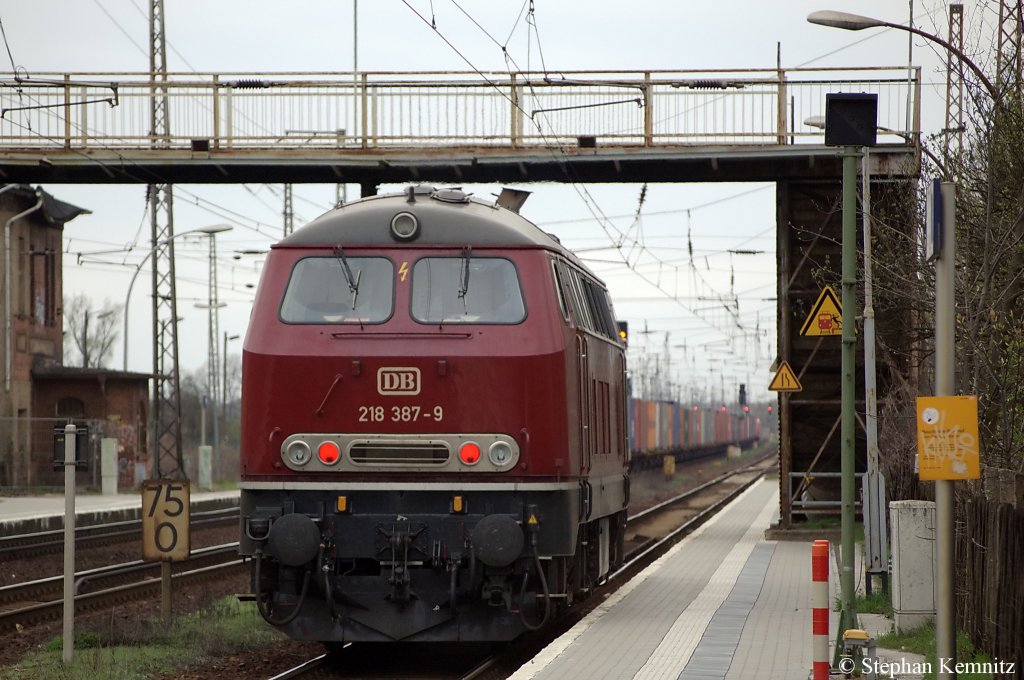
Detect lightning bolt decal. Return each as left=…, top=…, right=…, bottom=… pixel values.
left=399, top=261, right=410, bottom=282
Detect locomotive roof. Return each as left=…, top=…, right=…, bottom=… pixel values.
left=278, top=186, right=582, bottom=264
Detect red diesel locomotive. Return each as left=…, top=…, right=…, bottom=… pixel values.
left=239, top=186, right=629, bottom=643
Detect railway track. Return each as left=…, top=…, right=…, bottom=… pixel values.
left=622, top=449, right=776, bottom=565
left=0, top=506, right=239, bottom=559
left=266, top=449, right=776, bottom=680
left=0, top=543, right=246, bottom=628
left=266, top=643, right=500, bottom=680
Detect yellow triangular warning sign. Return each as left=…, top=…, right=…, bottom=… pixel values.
left=527, top=514, right=539, bottom=525
left=800, top=286, right=843, bottom=336
left=768, top=360, right=802, bottom=392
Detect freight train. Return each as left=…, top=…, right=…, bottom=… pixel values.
left=238, top=186, right=629, bottom=643
left=627, top=399, right=761, bottom=469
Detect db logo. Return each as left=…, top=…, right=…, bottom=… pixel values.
left=377, top=367, right=421, bottom=396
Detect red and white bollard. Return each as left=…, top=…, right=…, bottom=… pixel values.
left=811, top=539, right=830, bottom=680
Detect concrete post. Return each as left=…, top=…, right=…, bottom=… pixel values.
left=101, top=437, right=118, bottom=495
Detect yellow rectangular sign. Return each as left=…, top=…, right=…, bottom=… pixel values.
left=916, top=396, right=980, bottom=480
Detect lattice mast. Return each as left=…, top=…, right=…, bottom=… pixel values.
left=997, top=0, right=1023, bottom=92
left=149, top=0, right=185, bottom=478
left=206, top=233, right=221, bottom=461
left=943, top=4, right=965, bottom=165
left=283, top=184, right=294, bottom=237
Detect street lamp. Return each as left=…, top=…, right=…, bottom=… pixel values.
left=807, top=11, right=997, bottom=100
left=808, top=12, right=980, bottom=678
left=122, top=224, right=233, bottom=371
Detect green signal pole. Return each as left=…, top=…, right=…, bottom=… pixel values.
left=835, top=145, right=861, bottom=663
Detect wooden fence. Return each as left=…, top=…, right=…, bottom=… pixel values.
left=956, top=496, right=1024, bottom=671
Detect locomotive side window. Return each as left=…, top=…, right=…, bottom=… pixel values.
left=279, top=256, right=394, bottom=324
left=583, top=278, right=618, bottom=339
left=551, top=261, right=569, bottom=322
left=564, top=267, right=595, bottom=332
left=411, top=257, right=526, bottom=324
left=557, top=260, right=619, bottom=343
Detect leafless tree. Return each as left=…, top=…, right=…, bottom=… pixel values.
left=63, top=294, right=122, bottom=368
left=872, top=32, right=1024, bottom=493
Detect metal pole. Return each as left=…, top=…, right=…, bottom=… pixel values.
left=220, top=332, right=239, bottom=482
left=837, top=146, right=860, bottom=647
left=862, top=149, right=888, bottom=594
left=207, top=234, right=220, bottom=485
left=222, top=331, right=228, bottom=482
left=123, top=260, right=143, bottom=371
left=935, top=182, right=957, bottom=678
left=906, top=0, right=914, bottom=135
left=62, top=423, right=76, bottom=665
left=161, top=561, right=172, bottom=619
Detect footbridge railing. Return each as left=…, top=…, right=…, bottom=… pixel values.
left=0, top=67, right=919, bottom=152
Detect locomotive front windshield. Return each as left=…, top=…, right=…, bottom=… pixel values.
left=280, top=256, right=394, bottom=323
left=411, top=257, right=525, bottom=324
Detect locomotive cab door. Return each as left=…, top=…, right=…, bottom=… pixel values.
left=576, top=335, right=591, bottom=473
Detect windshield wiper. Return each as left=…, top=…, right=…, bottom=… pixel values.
left=458, top=245, right=472, bottom=313
left=333, top=246, right=361, bottom=309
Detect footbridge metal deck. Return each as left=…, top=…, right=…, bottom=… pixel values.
left=0, top=67, right=919, bottom=185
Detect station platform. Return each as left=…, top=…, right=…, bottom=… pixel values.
left=0, top=488, right=239, bottom=535
left=510, top=479, right=921, bottom=680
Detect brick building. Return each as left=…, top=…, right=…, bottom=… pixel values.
left=0, top=184, right=150, bottom=488
left=30, top=365, right=150, bottom=488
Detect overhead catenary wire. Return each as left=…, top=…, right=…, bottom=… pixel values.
left=402, top=0, right=759, bottom=355
left=0, top=15, right=19, bottom=74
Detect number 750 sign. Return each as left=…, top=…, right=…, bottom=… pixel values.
left=142, top=480, right=191, bottom=562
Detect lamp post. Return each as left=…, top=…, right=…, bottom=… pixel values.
left=808, top=12, right=986, bottom=677
left=221, top=332, right=240, bottom=482
left=122, top=224, right=233, bottom=371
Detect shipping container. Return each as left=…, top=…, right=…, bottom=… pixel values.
left=628, top=398, right=637, bottom=451
left=656, top=401, right=672, bottom=449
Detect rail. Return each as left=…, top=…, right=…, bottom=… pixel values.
left=0, top=67, right=920, bottom=152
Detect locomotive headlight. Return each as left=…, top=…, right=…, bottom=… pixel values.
left=285, top=440, right=311, bottom=466
left=488, top=441, right=514, bottom=467
left=390, top=212, right=420, bottom=241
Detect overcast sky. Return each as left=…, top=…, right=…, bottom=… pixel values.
left=0, top=1, right=991, bottom=402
